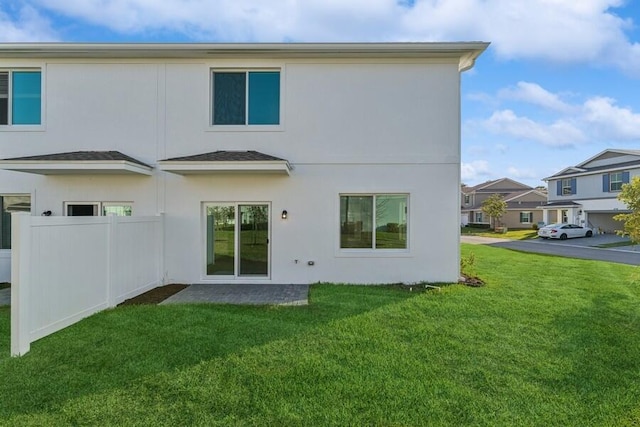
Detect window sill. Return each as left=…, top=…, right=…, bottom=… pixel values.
left=336, top=249, right=412, bottom=258
left=0, top=125, right=45, bottom=132
left=206, top=124, right=284, bottom=132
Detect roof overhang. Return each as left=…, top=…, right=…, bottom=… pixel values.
left=158, top=160, right=291, bottom=175
left=0, top=160, right=153, bottom=175
left=0, top=42, right=490, bottom=72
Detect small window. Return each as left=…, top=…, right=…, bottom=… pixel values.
left=0, top=70, right=42, bottom=126
left=0, top=194, right=31, bottom=249
left=103, top=203, right=132, bottom=216
left=561, top=179, right=572, bottom=195
left=520, top=212, right=532, bottom=223
left=610, top=172, right=623, bottom=192
left=463, top=194, right=470, bottom=204
left=340, top=194, right=408, bottom=250
left=474, top=212, right=483, bottom=223
left=65, top=202, right=133, bottom=217
left=212, top=70, right=280, bottom=125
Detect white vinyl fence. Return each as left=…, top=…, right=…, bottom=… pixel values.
left=11, top=213, right=164, bottom=356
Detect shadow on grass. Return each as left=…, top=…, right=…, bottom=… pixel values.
left=549, top=292, right=640, bottom=423
left=0, top=284, right=422, bottom=419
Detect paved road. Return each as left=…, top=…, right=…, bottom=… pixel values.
left=462, top=235, right=640, bottom=266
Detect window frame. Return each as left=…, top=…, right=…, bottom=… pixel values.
left=64, top=201, right=133, bottom=217
left=0, top=193, right=31, bottom=250
left=0, top=68, right=43, bottom=129
left=519, top=211, right=532, bottom=224
left=609, top=172, right=623, bottom=192
left=209, top=68, right=282, bottom=130
left=474, top=212, right=483, bottom=223
left=561, top=178, right=572, bottom=195
left=338, top=193, right=409, bottom=253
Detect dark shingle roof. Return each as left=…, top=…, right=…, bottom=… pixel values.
left=2, top=151, right=151, bottom=167
left=549, top=160, right=640, bottom=179
left=161, top=150, right=286, bottom=162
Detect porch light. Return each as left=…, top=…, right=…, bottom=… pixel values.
left=281, top=210, right=288, bottom=219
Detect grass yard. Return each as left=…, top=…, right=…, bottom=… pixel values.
left=461, top=226, right=539, bottom=240
left=1, top=245, right=640, bottom=425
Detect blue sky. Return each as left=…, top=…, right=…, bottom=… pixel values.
left=1, top=0, right=639, bottom=188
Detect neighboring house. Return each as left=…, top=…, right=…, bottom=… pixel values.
left=542, top=149, right=640, bottom=233
left=0, top=42, right=488, bottom=284
left=461, top=178, right=547, bottom=229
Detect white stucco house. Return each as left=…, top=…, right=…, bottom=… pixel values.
left=542, top=149, right=640, bottom=233
left=0, top=42, right=488, bottom=285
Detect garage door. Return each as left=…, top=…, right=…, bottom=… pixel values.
left=587, top=213, right=624, bottom=234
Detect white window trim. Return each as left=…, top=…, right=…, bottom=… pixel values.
left=610, top=172, right=623, bottom=192
left=561, top=178, right=572, bottom=195
left=520, top=211, right=532, bottom=223
left=207, top=67, right=285, bottom=132
left=337, top=193, right=410, bottom=257
left=64, top=202, right=133, bottom=216
left=0, top=67, right=45, bottom=132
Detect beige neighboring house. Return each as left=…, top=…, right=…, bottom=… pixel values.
left=461, top=178, right=547, bottom=229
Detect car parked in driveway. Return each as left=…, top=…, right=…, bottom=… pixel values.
left=538, top=223, right=594, bottom=240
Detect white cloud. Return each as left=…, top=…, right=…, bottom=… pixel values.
left=507, top=166, right=538, bottom=181
left=499, top=82, right=573, bottom=113
left=0, top=5, right=57, bottom=41
left=583, top=96, right=640, bottom=140
left=17, top=1, right=639, bottom=74
left=461, top=160, right=491, bottom=182
left=484, top=109, right=586, bottom=147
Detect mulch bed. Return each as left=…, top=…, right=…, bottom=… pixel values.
left=460, top=274, right=485, bottom=287
left=118, top=284, right=189, bottom=306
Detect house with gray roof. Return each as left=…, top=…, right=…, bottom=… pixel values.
left=542, top=149, right=639, bottom=233
left=461, top=178, right=547, bottom=229
left=0, top=42, right=488, bottom=284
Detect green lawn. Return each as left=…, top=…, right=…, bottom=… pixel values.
left=1, top=245, right=640, bottom=425
left=462, top=226, right=539, bottom=240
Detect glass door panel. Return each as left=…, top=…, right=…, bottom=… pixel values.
left=238, top=204, right=269, bottom=276
left=206, top=205, right=236, bottom=275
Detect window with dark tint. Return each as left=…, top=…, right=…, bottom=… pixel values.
left=212, top=71, right=280, bottom=125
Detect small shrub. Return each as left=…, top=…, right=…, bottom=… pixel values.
left=532, top=223, right=539, bottom=230
left=461, top=252, right=476, bottom=274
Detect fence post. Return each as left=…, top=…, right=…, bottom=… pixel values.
left=106, top=213, right=117, bottom=307
left=157, top=213, right=165, bottom=286
left=11, top=212, right=31, bottom=356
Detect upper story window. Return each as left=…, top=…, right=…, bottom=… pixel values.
left=602, top=171, right=629, bottom=193
left=0, top=70, right=42, bottom=126
left=609, top=172, right=623, bottom=192
left=557, top=178, right=576, bottom=196
left=340, top=194, right=408, bottom=250
left=211, top=70, right=280, bottom=126
left=463, top=194, right=470, bottom=204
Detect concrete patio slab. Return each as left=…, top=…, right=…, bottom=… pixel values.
left=160, top=284, right=309, bottom=306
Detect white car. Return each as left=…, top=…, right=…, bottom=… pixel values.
left=537, top=223, right=594, bottom=240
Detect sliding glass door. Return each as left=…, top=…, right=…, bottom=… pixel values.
left=205, top=203, right=270, bottom=278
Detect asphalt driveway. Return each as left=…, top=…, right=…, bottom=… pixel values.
left=461, top=234, right=640, bottom=265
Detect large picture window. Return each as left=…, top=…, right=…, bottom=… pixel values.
left=0, top=70, right=42, bottom=125
left=212, top=70, right=280, bottom=125
left=340, top=194, right=408, bottom=250
left=0, top=195, right=31, bottom=249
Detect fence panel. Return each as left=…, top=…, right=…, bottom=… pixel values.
left=11, top=213, right=164, bottom=356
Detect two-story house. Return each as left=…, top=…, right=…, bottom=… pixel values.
left=461, top=178, right=547, bottom=229
left=0, top=42, right=488, bottom=285
left=542, top=149, right=639, bottom=233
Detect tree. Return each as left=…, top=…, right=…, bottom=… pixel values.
left=614, top=176, right=640, bottom=243
left=481, top=194, right=507, bottom=229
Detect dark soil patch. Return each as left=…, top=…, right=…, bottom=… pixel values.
left=460, top=274, right=485, bottom=287
left=118, top=284, right=189, bottom=306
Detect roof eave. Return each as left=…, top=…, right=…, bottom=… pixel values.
left=157, top=160, right=291, bottom=175
left=0, top=160, right=153, bottom=175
